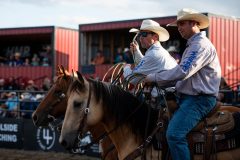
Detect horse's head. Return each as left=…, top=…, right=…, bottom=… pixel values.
left=32, top=66, right=72, bottom=126
left=59, top=72, right=102, bottom=149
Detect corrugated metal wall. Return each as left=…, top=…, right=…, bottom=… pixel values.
left=0, top=26, right=79, bottom=86
left=209, top=15, right=240, bottom=87
left=0, top=66, right=52, bottom=87
left=55, top=28, right=79, bottom=72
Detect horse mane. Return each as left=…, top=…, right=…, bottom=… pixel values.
left=69, top=78, right=158, bottom=139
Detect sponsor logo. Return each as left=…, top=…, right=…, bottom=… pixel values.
left=36, top=126, right=55, bottom=150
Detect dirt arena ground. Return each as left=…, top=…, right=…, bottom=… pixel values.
left=0, top=148, right=100, bottom=160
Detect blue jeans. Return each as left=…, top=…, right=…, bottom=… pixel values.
left=166, top=94, right=216, bottom=160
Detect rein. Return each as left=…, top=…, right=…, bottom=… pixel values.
left=124, top=121, right=164, bottom=160
left=124, top=84, right=170, bottom=160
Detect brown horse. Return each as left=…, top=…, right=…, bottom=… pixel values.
left=60, top=72, right=240, bottom=160
left=32, top=66, right=117, bottom=159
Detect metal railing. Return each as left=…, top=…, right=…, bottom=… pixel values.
left=0, top=90, right=47, bottom=119
left=0, top=89, right=240, bottom=119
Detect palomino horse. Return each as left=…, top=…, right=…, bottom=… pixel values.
left=60, top=72, right=161, bottom=160
left=60, top=72, right=240, bottom=160
left=32, top=66, right=117, bottom=159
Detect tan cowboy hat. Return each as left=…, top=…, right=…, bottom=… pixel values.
left=129, top=19, right=169, bottom=42
left=167, top=8, right=209, bottom=29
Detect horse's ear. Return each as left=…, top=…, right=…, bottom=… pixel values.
left=61, top=65, right=67, bottom=77
left=76, top=71, right=84, bottom=84
left=57, top=65, right=62, bottom=75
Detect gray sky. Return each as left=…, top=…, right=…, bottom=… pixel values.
left=0, top=0, right=239, bottom=29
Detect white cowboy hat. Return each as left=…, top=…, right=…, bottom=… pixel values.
left=129, top=19, right=169, bottom=42
left=167, top=8, right=209, bottom=29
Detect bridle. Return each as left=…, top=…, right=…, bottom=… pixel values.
left=45, top=79, right=67, bottom=128
left=77, top=81, right=92, bottom=139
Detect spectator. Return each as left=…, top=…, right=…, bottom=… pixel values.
left=5, top=76, right=19, bottom=90
left=0, top=78, right=7, bottom=90
left=0, top=56, right=6, bottom=66
left=41, top=77, right=51, bottom=91
left=25, top=80, right=38, bottom=91
left=0, top=92, right=19, bottom=117
left=93, top=50, right=105, bottom=65
left=40, top=45, right=52, bottom=65
left=41, top=57, right=50, bottom=66
left=114, top=47, right=124, bottom=63
left=0, top=79, right=8, bottom=106
left=8, top=52, right=23, bottom=66
left=7, top=55, right=15, bottom=66
left=123, top=48, right=134, bottom=64
left=14, top=52, right=23, bottom=66
left=31, top=54, right=40, bottom=66
left=23, top=58, right=31, bottom=66
left=20, top=92, right=36, bottom=118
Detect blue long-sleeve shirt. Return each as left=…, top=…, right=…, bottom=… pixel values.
left=146, top=31, right=221, bottom=97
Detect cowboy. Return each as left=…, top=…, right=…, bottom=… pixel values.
left=145, top=8, right=221, bottom=160
left=123, top=19, right=178, bottom=85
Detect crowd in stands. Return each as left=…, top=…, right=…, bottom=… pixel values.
left=91, top=45, right=181, bottom=65
left=113, top=47, right=134, bottom=64
left=0, top=76, right=52, bottom=119
left=0, top=45, right=51, bottom=67
left=91, top=47, right=134, bottom=65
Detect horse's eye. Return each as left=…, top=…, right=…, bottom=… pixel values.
left=73, top=101, right=82, bottom=108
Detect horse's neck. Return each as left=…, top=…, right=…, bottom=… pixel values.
left=103, top=123, right=141, bottom=160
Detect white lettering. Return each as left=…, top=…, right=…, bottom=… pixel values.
left=0, top=134, right=17, bottom=142
left=0, top=124, right=18, bottom=132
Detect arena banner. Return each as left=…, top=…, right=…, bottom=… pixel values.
left=0, top=118, right=100, bottom=157
left=0, top=118, right=23, bottom=149
left=23, top=119, right=65, bottom=152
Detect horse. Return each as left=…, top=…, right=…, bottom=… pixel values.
left=60, top=71, right=161, bottom=159
left=32, top=66, right=117, bottom=159
left=60, top=72, right=240, bottom=160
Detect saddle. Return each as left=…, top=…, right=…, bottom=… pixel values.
left=159, top=97, right=237, bottom=160
left=192, top=102, right=235, bottom=134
